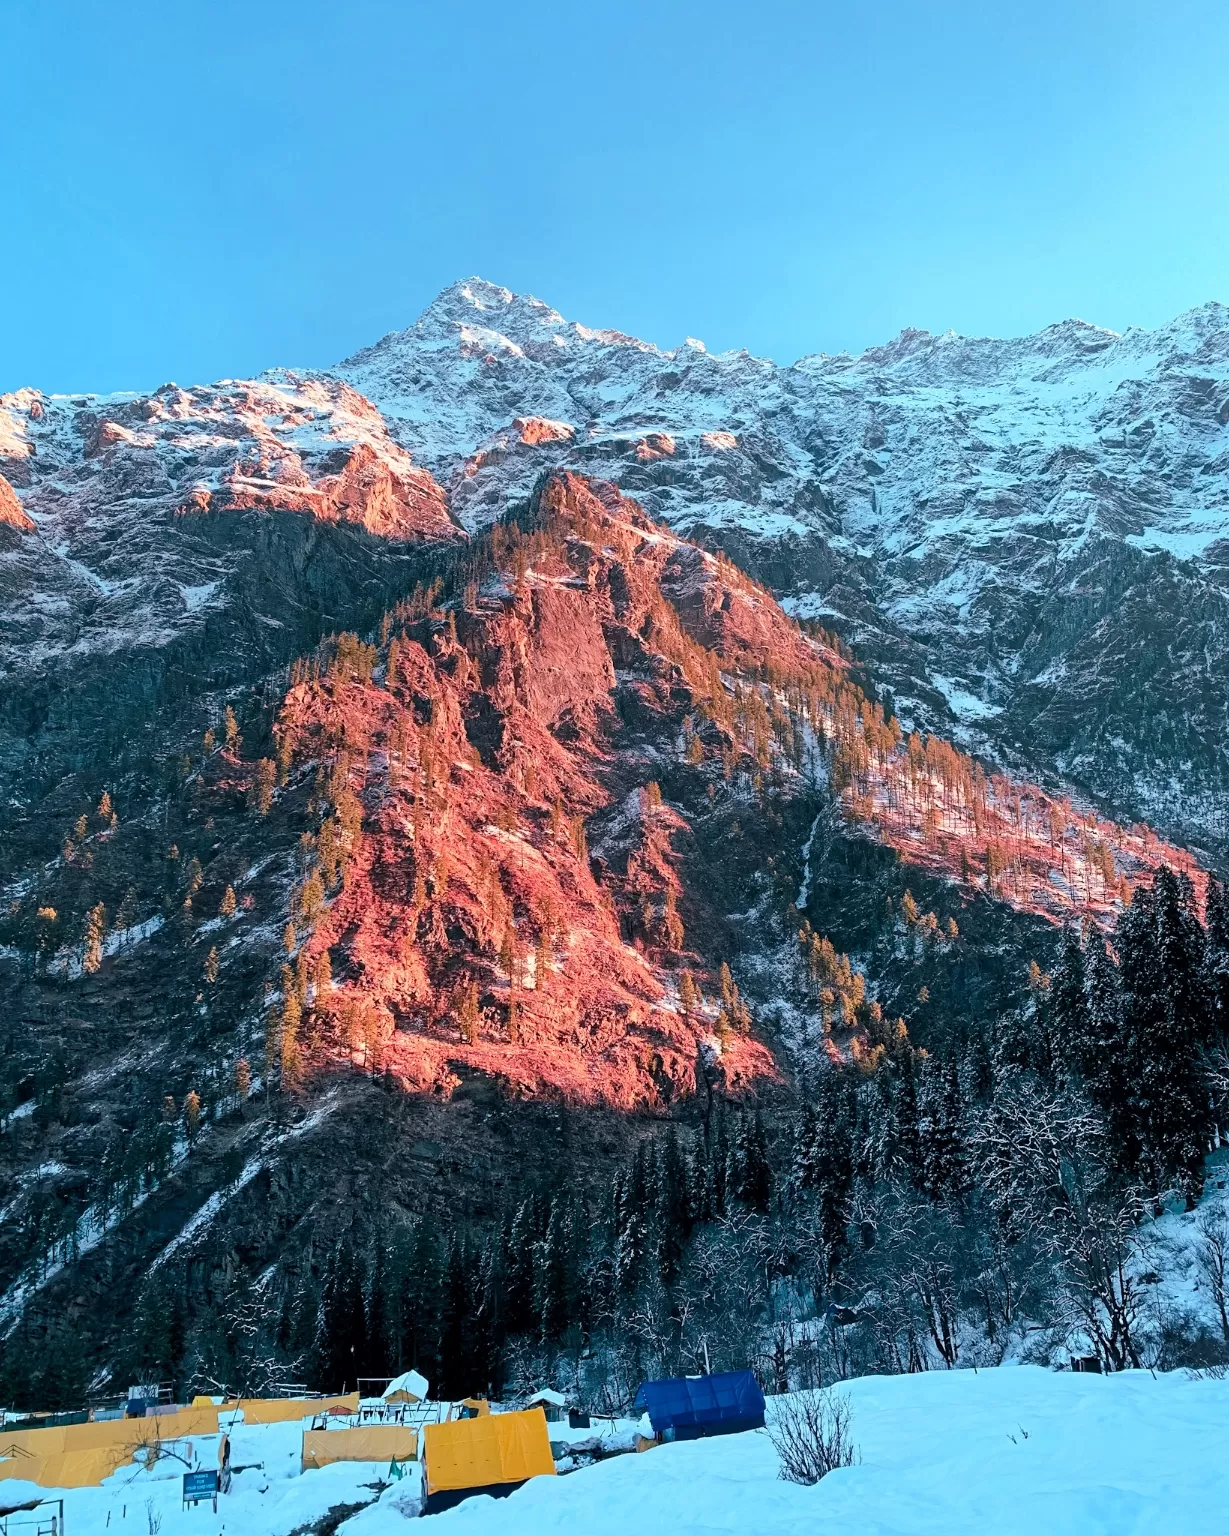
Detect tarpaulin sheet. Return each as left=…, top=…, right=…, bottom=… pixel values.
left=381, top=1371, right=428, bottom=1403
left=633, top=1371, right=765, bottom=1437
left=301, top=1426, right=418, bottom=1471
left=422, top=1408, right=555, bottom=1496
left=0, top=1407, right=221, bottom=1467
left=235, top=1394, right=358, bottom=1425
left=0, top=1445, right=147, bottom=1489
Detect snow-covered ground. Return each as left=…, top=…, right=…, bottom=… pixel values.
left=3, top=1368, right=1227, bottom=1536
left=395, top=1369, right=1229, bottom=1535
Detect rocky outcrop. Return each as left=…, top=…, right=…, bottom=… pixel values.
left=0, top=473, right=35, bottom=547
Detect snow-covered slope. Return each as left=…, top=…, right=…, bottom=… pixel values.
left=426, top=1368, right=1229, bottom=1536
left=336, top=280, right=1229, bottom=853
left=339, top=280, right=1229, bottom=563
left=4, top=1368, right=1227, bottom=1536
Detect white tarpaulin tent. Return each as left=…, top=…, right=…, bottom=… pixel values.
left=381, top=1372, right=429, bottom=1404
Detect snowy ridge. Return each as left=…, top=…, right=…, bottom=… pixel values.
left=3, top=278, right=1228, bottom=854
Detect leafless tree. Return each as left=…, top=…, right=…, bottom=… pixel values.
left=768, top=1388, right=858, bottom=1484
left=972, top=1071, right=1148, bottom=1370
left=1195, top=1210, right=1229, bottom=1343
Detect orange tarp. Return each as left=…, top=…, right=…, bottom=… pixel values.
left=232, top=1394, right=359, bottom=1426
left=422, top=1408, right=555, bottom=1497
left=0, top=1448, right=134, bottom=1490
left=301, top=1426, right=418, bottom=1471
left=0, top=1407, right=221, bottom=1468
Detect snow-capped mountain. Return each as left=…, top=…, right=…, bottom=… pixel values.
left=2, top=276, right=1227, bottom=857
left=334, top=279, right=1229, bottom=854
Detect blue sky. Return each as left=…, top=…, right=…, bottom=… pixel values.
left=4, top=0, right=1229, bottom=393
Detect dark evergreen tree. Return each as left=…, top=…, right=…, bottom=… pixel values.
left=1049, top=926, right=1093, bottom=1082
left=922, top=1055, right=968, bottom=1204
left=891, top=1055, right=923, bottom=1183
left=314, top=1240, right=368, bottom=1392
left=1205, top=876, right=1229, bottom=1038
left=1117, top=869, right=1215, bottom=1191
left=536, top=1193, right=577, bottom=1341
left=437, top=1237, right=477, bottom=1399
left=472, top=1236, right=507, bottom=1397
left=504, top=1202, right=537, bottom=1336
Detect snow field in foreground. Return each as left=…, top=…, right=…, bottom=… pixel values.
left=396, top=1367, right=1229, bottom=1536
left=4, top=1367, right=1228, bottom=1536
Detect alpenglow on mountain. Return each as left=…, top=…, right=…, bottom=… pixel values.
left=5, top=277, right=1227, bottom=858
left=1, top=280, right=1228, bottom=1406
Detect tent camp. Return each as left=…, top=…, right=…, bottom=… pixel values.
left=633, top=1371, right=765, bottom=1443
left=421, top=1407, right=555, bottom=1515
left=381, top=1372, right=429, bottom=1405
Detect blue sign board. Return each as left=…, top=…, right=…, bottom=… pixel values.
left=183, top=1471, right=219, bottom=1504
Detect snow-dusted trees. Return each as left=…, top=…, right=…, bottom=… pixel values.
left=1044, top=870, right=1225, bottom=1197
left=973, top=1072, right=1147, bottom=1371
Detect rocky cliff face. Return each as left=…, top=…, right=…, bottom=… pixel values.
left=0, top=375, right=464, bottom=865
left=0, top=467, right=1206, bottom=1374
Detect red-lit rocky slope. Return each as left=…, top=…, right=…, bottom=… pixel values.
left=0, top=468, right=1213, bottom=1393
left=266, top=472, right=1205, bottom=1107
left=0, top=376, right=463, bottom=855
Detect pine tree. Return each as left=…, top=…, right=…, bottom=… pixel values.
left=219, top=884, right=237, bottom=917
left=235, top=1057, right=251, bottom=1101
left=204, top=946, right=219, bottom=984
left=457, top=982, right=480, bottom=1045
left=438, top=1238, right=477, bottom=1399
left=472, top=1238, right=507, bottom=1399
left=504, top=1203, right=537, bottom=1336
left=679, top=970, right=697, bottom=1016
left=281, top=993, right=303, bottom=1091
left=892, top=1056, right=923, bottom=1182
left=1205, top=876, right=1229, bottom=1039
left=742, top=1113, right=774, bottom=1212
left=298, top=872, right=325, bottom=924
left=1116, top=869, right=1215, bottom=1188
left=82, top=903, right=106, bottom=975
left=922, top=1056, right=968, bottom=1204
left=315, top=1242, right=368, bottom=1392
left=536, top=1195, right=575, bottom=1341
left=184, top=1089, right=201, bottom=1138
left=251, top=759, right=277, bottom=817
left=614, top=1153, right=649, bottom=1297
left=1049, top=926, right=1092, bottom=1081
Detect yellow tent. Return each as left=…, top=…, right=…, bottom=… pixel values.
left=234, top=1394, right=358, bottom=1426
left=0, top=1406, right=219, bottom=1468
left=301, top=1426, right=418, bottom=1472
left=422, top=1408, right=555, bottom=1515
left=0, top=1448, right=141, bottom=1490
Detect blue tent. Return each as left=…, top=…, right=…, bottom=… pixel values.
left=633, top=1370, right=765, bottom=1441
